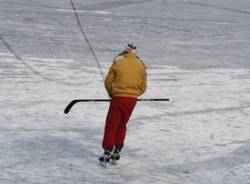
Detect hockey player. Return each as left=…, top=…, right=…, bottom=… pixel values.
left=99, top=43, right=147, bottom=166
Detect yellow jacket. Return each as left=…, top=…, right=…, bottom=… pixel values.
left=105, top=52, right=147, bottom=98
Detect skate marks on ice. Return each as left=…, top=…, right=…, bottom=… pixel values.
left=1, top=64, right=250, bottom=184
left=132, top=65, right=250, bottom=121
left=179, top=1, right=250, bottom=15
left=58, top=0, right=156, bottom=14
left=164, top=140, right=250, bottom=183
left=0, top=36, right=99, bottom=86
left=126, top=65, right=250, bottom=183
left=0, top=1, right=66, bottom=11
left=166, top=139, right=250, bottom=171
left=0, top=126, right=104, bottom=184
left=72, top=0, right=156, bottom=11
left=0, top=50, right=103, bottom=85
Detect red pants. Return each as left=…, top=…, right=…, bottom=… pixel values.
left=102, top=96, right=137, bottom=150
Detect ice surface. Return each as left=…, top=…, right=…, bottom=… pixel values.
left=0, top=0, right=250, bottom=184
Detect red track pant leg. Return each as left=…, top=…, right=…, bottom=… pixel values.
left=102, top=97, right=137, bottom=151
left=102, top=100, right=121, bottom=150
left=115, top=99, right=136, bottom=147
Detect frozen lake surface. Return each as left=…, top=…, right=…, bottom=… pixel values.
left=1, top=0, right=250, bottom=183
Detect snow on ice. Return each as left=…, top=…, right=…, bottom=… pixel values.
left=1, top=0, right=250, bottom=184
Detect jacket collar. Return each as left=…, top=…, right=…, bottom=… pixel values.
left=125, top=52, right=136, bottom=58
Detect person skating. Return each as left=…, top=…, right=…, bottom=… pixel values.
left=99, top=43, right=147, bottom=166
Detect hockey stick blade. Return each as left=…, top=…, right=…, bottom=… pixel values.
left=64, top=99, right=110, bottom=114
left=64, top=98, right=169, bottom=114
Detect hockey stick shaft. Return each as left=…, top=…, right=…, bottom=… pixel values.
left=64, top=98, right=169, bottom=114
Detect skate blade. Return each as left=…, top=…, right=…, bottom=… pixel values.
left=99, top=161, right=108, bottom=168
left=110, top=159, right=117, bottom=165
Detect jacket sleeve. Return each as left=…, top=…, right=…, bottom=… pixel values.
left=139, top=69, right=147, bottom=96
left=105, top=64, right=116, bottom=97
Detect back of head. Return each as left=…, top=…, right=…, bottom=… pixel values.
left=124, top=42, right=137, bottom=54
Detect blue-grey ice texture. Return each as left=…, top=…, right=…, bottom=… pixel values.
left=0, top=0, right=250, bottom=184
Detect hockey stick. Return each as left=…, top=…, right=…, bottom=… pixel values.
left=64, top=98, right=170, bottom=114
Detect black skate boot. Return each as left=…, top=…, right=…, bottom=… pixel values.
left=99, top=150, right=112, bottom=167
left=110, top=147, right=122, bottom=165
